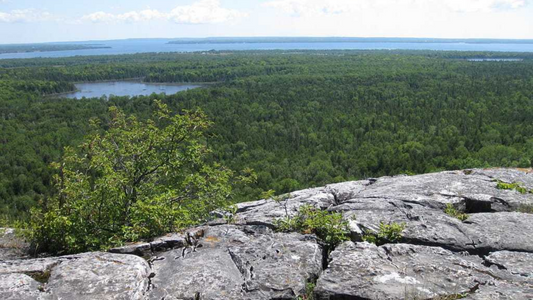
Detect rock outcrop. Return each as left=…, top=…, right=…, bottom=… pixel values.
left=0, top=228, right=29, bottom=260
left=1, top=168, right=532, bottom=299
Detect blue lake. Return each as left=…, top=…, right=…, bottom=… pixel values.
left=62, top=81, right=202, bottom=99
left=2, top=39, right=533, bottom=59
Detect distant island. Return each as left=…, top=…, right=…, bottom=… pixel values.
left=168, top=37, right=533, bottom=45
left=0, top=43, right=111, bottom=54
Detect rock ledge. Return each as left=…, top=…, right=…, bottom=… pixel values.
left=1, top=168, right=532, bottom=299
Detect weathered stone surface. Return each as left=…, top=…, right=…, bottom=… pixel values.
left=0, top=273, right=48, bottom=300
left=0, top=256, right=58, bottom=275
left=0, top=228, right=29, bottom=260
left=109, top=233, right=187, bottom=256
left=3, top=168, right=533, bottom=300
left=465, top=212, right=533, bottom=253
left=332, top=198, right=475, bottom=251
left=0, top=252, right=150, bottom=300
left=465, top=281, right=533, bottom=300
left=356, top=170, right=533, bottom=212
left=315, top=242, right=495, bottom=300
left=484, top=251, right=533, bottom=283
left=148, top=225, right=323, bottom=300
left=472, top=168, right=533, bottom=190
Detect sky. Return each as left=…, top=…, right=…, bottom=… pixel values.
left=0, top=0, right=532, bottom=44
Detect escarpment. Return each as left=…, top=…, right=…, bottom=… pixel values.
left=2, top=168, right=533, bottom=299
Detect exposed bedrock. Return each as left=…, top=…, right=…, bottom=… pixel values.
left=1, top=168, right=532, bottom=299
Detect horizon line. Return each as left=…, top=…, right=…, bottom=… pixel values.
left=2, top=36, right=533, bottom=46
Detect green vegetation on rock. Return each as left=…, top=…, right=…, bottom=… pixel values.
left=363, top=222, right=406, bottom=245
left=495, top=180, right=532, bottom=194
left=275, top=204, right=349, bottom=249
left=444, top=204, right=469, bottom=221
left=26, top=101, right=250, bottom=254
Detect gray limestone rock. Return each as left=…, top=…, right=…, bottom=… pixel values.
left=0, top=252, right=150, bottom=300
left=0, top=228, right=30, bottom=260
left=3, top=168, right=533, bottom=300
left=109, top=232, right=186, bottom=256
left=332, top=198, right=475, bottom=251
left=0, top=273, right=49, bottom=300
left=465, top=281, right=533, bottom=300
left=148, top=225, right=323, bottom=300
left=315, top=242, right=496, bottom=300
left=356, top=170, right=533, bottom=212
left=464, top=212, right=533, bottom=253
left=485, top=250, right=533, bottom=277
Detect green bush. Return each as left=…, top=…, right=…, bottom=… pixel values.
left=275, top=204, right=349, bottom=249
left=495, top=180, right=531, bottom=194
left=444, top=204, right=469, bottom=221
left=363, top=222, right=405, bottom=245
left=27, top=101, right=247, bottom=254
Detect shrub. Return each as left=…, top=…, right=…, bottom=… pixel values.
left=444, top=204, right=469, bottom=221
left=495, top=180, right=531, bottom=194
left=275, top=204, right=349, bottom=249
left=27, top=101, right=248, bottom=254
left=363, top=222, right=405, bottom=245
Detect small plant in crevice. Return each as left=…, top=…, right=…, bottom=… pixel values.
left=261, top=189, right=276, bottom=200
left=362, top=222, right=405, bottom=246
left=222, top=204, right=238, bottom=224
left=296, top=282, right=316, bottom=300
left=444, top=204, right=469, bottom=221
left=495, top=180, right=532, bottom=194
left=275, top=204, right=349, bottom=250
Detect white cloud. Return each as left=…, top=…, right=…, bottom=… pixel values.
left=168, top=0, right=246, bottom=24
left=81, top=0, right=247, bottom=24
left=82, top=9, right=165, bottom=23
left=262, top=0, right=529, bottom=16
left=0, top=9, right=53, bottom=23
left=263, top=0, right=356, bottom=16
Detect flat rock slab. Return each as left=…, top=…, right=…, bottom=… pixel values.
left=465, top=212, right=533, bottom=253
left=315, top=242, right=496, bottom=300
left=332, top=198, right=475, bottom=252
left=356, top=170, right=533, bottom=211
left=465, top=281, right=533, bottom=300
left=148, top=225, right=323, bottom=300
left=485, top=251, right=533, bottom=279
left=0, top=252, right=150, bottom=300
left=0, top=273, right=47, bottom=300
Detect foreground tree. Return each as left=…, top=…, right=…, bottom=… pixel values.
left=28, top=101, right=243, bottom=254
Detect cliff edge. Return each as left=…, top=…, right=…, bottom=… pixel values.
left=1, top=168, right=533, bottom=299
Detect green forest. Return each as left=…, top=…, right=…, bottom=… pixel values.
left=2, top=50, right=533, bottom=221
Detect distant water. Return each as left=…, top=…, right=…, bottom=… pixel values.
left=2, top=39, right=533, bottom=59
left=62, top=81, right=201, bottom=99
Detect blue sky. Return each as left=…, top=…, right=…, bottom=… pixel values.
left=1, top=0, right=532, bottom=44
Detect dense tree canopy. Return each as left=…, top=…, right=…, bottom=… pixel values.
left=1, top=50, right=533, bottom=222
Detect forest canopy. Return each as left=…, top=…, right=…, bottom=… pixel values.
left=1, top=50, right=533, bottom=222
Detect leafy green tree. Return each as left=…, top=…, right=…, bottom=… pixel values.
left=28, top=101, right=239, bottom=254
